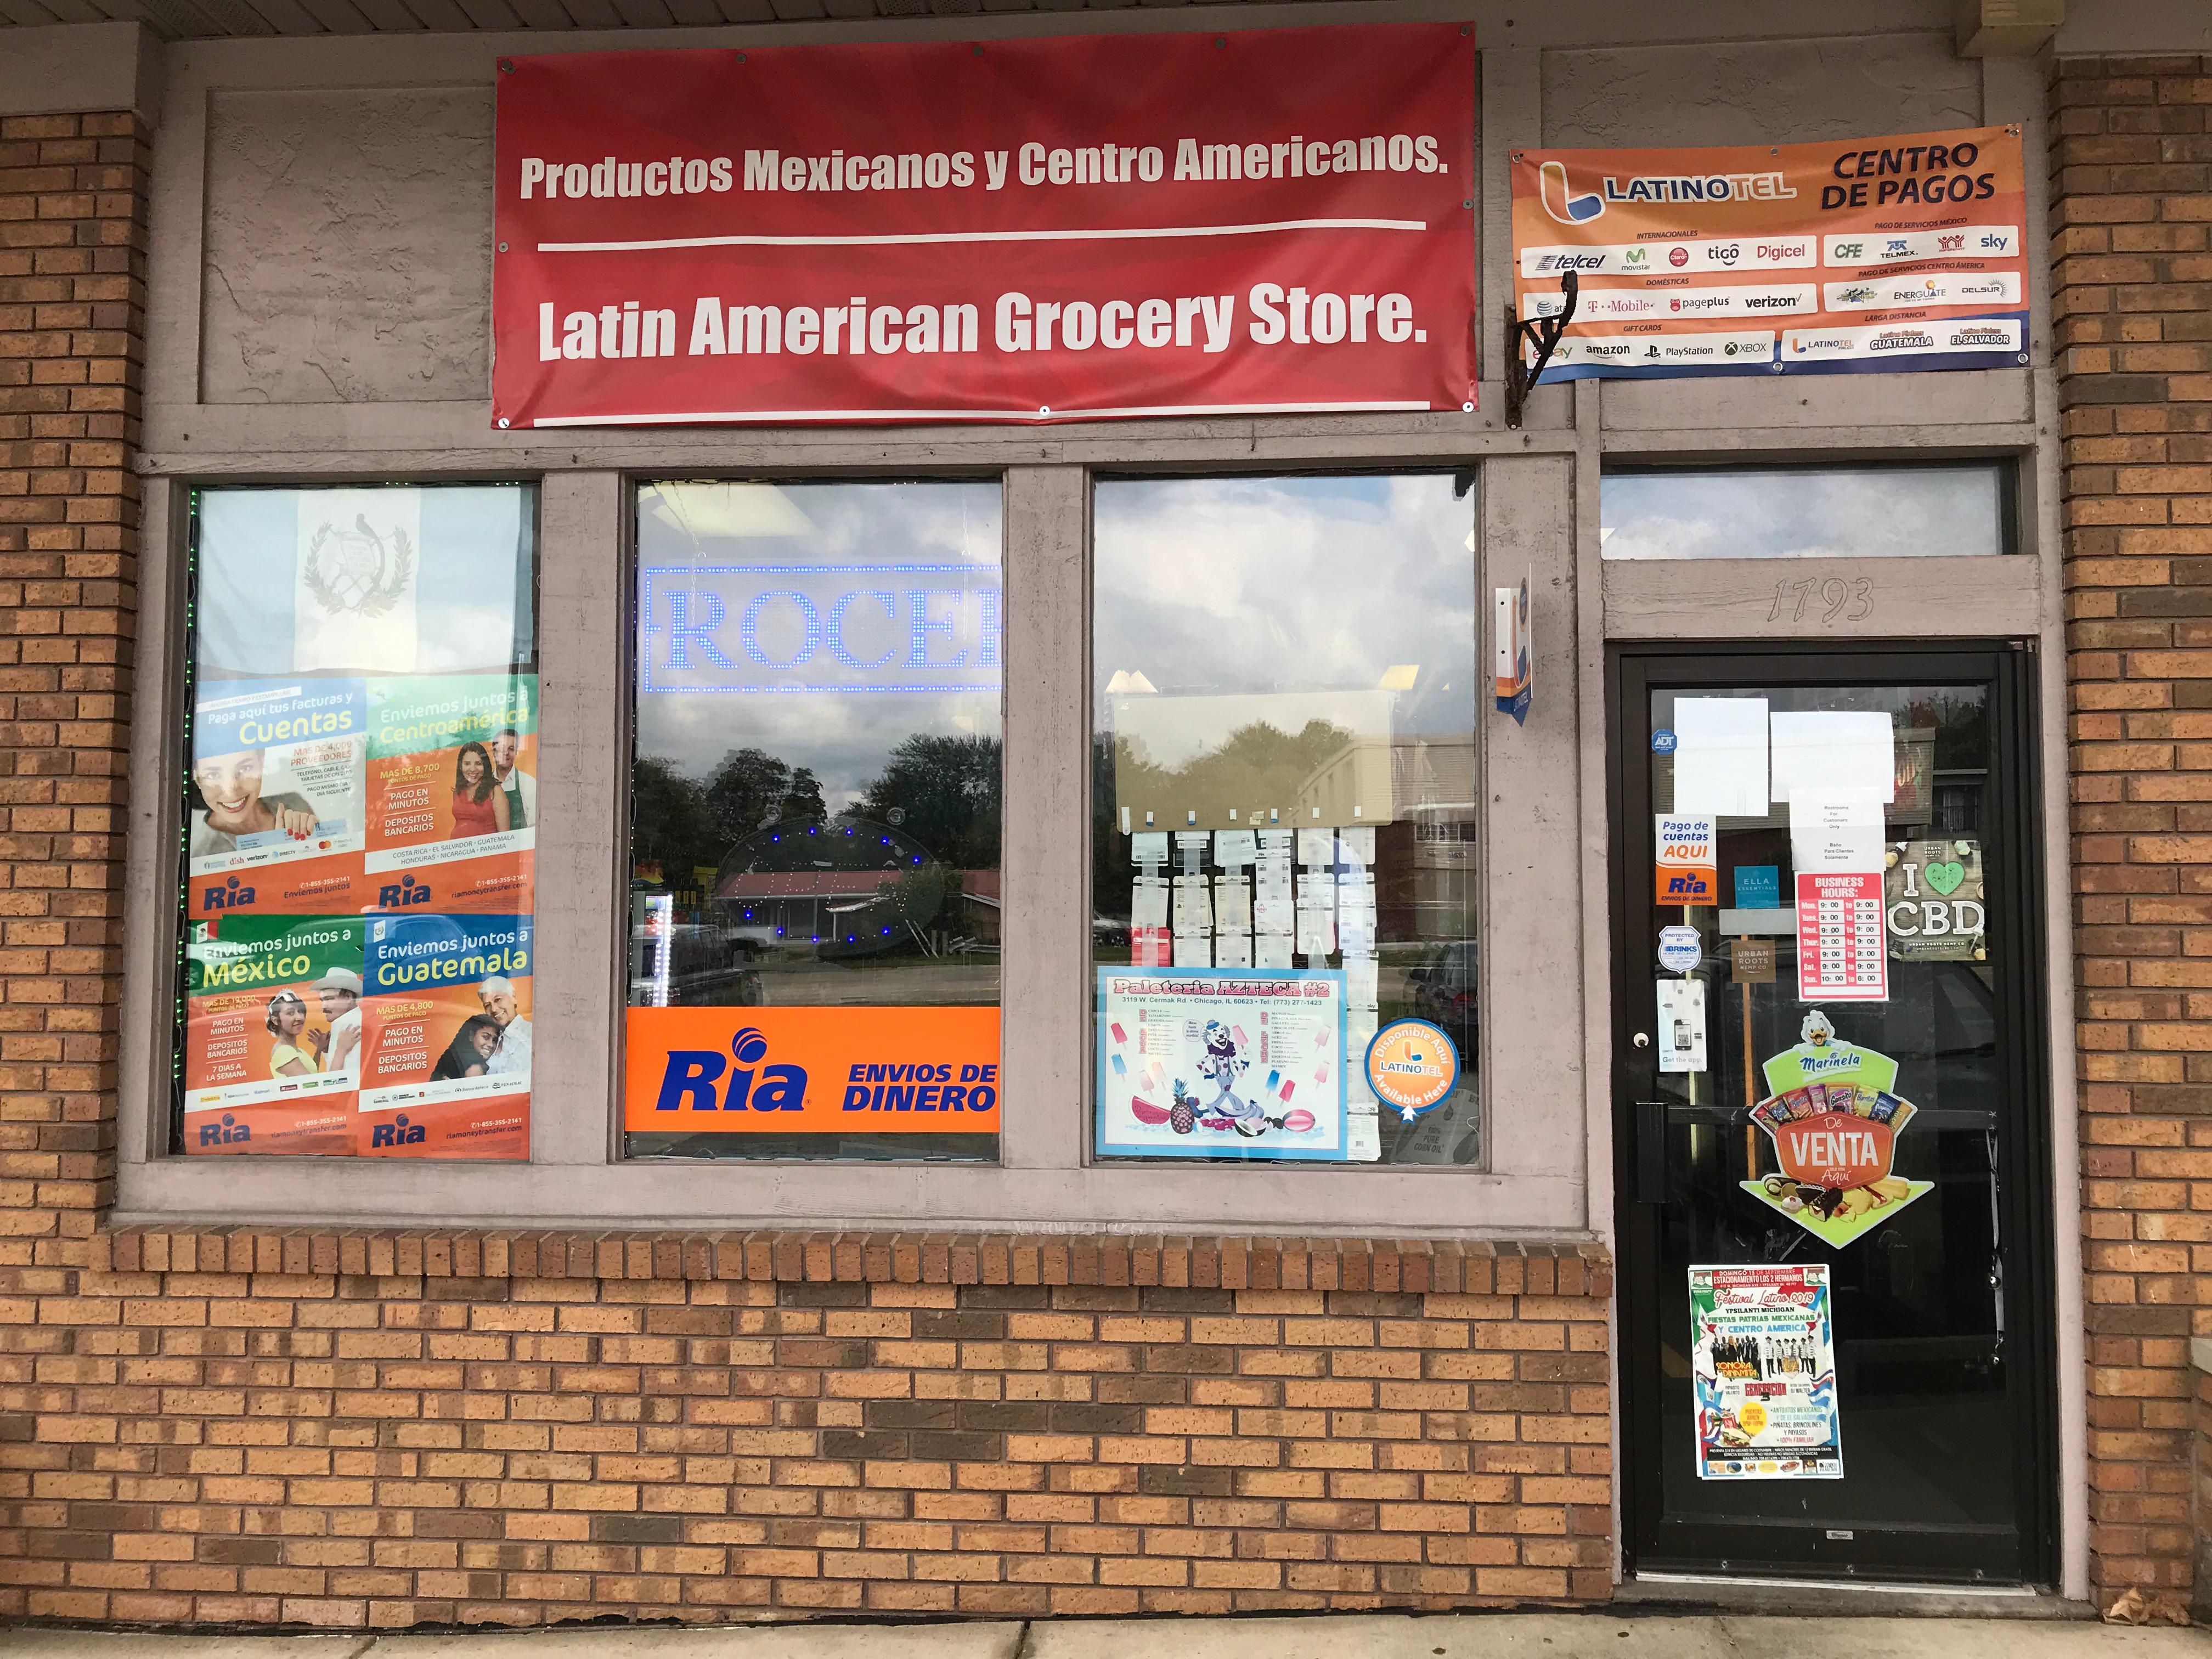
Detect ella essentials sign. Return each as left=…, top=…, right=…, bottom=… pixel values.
left=624, top=1006, right=1001, bottom=1134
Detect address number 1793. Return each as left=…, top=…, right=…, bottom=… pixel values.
left=1768, top=574, right=1875, bottom=624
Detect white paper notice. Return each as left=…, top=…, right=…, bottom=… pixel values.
left=1769, top=712, right=1896, bottom=804
left=1298, top=828, right=1336, bottom=867
left=1213, top=876, right=1252, bottom=933
left=1347, top=1111, right=1381, bottom=1163
left=1131, top=832, right=1169, bottom=864
left=1657, top=979, right=1707, bottom=1074
left=1253, top=895, right=1295, bottom=936
left=1789, top=791, right=1884, bottom=874
left=1131, top=878, right=1169, bottom=930
left=1295, top=884, right=1336, bottom=956
left=1343, top=956, right=1379, bottom=1011
left=1214, top=830, right=1257, bottom=868
left=1173, top=934, right=1212, bottom=968
left=1337, top=826, right=1376, bottom=864
left=1254, top=934, right=1294, bottom=969
left=1672, top=697, right=1769, bottom=817
left=1171, top=876, right=1213, bottom=934
left=1214, top=931, right=1253, bottom=968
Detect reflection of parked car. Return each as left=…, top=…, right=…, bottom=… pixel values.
left=1408, top=940, right=1479, bottom=1053
left=630, top=919, right=765, bottom=1007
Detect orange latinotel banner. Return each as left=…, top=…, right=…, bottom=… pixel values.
left=624, top=1006, right=1001, bottom=1135
left=1511, top=126, right=2027, bottom=379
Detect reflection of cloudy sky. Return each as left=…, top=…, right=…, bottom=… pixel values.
left=1093, top=475, right=1477, bottom=741
left=635, top=482, right=1001, bottom=806
left=1600, top=466, right=2007, bottom=560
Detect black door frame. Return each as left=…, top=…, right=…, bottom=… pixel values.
left=1606, top=637, right=2058, bottom=1586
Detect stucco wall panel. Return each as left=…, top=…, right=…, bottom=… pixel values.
left=1541, top=34, right=1981, bottom=149
left=198, top=86, right=493, bottom=405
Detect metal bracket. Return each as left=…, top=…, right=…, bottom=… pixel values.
left=1504, top=269, right=1579, bottom=431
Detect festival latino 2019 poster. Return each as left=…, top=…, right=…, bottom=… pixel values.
left=1511, top=126, right=2027, bottom=379
left=490, top=22, right=1477, bottom=426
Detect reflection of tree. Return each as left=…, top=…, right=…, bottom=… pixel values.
left=704, top=748, right=823, bottom=848
left=635, top=747, right=826, bottom=885
left=858, top=734, right=1001, bottom=870
left=1117, top=718, right=1353, bottom=816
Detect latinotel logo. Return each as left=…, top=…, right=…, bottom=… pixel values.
left=376, top=873, right=433, bottom=909
left=654, top=1025, right=808, bottom=1113
left=369, top=1113, right=427, bottom=1148
left=1364, top=1018, right=1459, bottom=1124
left=1538, top=159, right=1604, bottom=224
left=198, top=1113, right=251, bottom=1148
left=204, top=875, right=257, bottom=912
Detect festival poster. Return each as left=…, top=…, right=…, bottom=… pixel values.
left=1094, top=967, right=1347, bottom=1161
left=364, top=674, right=539, bottom=915
left=1742, top=1014, right=1932, bottom=1247
left=357, top=912, right=533, bottom=1159
left=1690, top=1263, right=1842, bottom=1481
left=182, top=916, right=363, bottom=1156
left=184, top=677, right=369, bottom=918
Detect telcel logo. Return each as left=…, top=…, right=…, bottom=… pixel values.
left=656, top=1025, right=809, bottom=1113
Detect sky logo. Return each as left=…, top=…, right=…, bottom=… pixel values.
left=1539, top=160, right=1604, bottom=224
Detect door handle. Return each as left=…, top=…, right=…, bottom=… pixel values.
left=1633, top=1099, right=1668, bottom=1205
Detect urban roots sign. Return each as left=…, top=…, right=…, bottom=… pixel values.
left=490, top=24, right=1477, bottom=427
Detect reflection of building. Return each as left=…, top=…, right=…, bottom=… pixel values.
left=1302, top=736, right=1477, bottom=942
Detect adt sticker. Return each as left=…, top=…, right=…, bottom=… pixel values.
left=1652, top=729, right=1678, bottom=754
left=1657, top=924, right=1702, bottom=974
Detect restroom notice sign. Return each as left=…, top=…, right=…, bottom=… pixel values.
left=490, top=23, right=1476, bottom=427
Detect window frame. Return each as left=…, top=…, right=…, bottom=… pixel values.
left=1082, top=466, right=1491, bottom=1173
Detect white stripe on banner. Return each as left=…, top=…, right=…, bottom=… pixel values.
left=529, top=399, right=1436, bottom=426
left=538, top=217, right=1427, bottom=253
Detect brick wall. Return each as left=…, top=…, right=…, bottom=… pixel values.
left=2051, top=53, right=2212, bottom=1616
left=0, top=1232, right=1611, bottom=1627
left=0, top=110, right=146, bottom=1272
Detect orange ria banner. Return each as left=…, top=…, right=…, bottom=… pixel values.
left=1511, top=126, right=2027, bottom=380
left=623, top=1005, right=1001, bottom=1134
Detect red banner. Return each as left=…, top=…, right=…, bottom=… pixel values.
left=492, top=24, right=1476, bottom=428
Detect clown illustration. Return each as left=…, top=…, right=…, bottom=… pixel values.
left=1197, top=1020, right=1262, bottom=1132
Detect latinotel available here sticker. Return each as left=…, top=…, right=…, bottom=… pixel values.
left=1690, top=1262, right=1842, bottom=1481
left=1739, top=1011, right=1932, bottom=1248
left=1363, top=1018, right=1459, bottom=1123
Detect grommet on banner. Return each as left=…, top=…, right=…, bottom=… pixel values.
left=497, top=242, right=507, bottom=252
left=497, top=418, right=510, bottom=428
left=498, top=59, right=512, bottom=72
left=1039, top=406, right=1051, bottom=416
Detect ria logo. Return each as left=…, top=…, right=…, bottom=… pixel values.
left=198, top=1113, right=251, bottom=1147
left=370, top=1113, right=428, bottom=1148
left=654, top=1025, right=809, bottom=1113
left=204, top=875, right=257, bottom=912
left=377, top=873, right=433, bottom=909
left=1538, top=160, right=1604, bottom=224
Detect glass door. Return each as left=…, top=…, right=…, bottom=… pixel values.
left=1611, top=643, right=2055, bottom=1584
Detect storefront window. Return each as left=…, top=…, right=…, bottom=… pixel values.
left=624, top=481, right=1002, bottom=1163
left=1091, top=475, right=1480, bottom=1166
left=1600, top=463, right=2015, bottom=560
left=176, top=484, right=538, bottom=1159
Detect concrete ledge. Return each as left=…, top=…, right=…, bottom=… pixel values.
left=0, top=21, right=162, bottom=124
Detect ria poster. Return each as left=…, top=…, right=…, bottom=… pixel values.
left=1690, top=1263, right=1842, bottom=1481
left=182, top=916, right=364, bottom=1155
left=1094, top=967, right=1347, bottom=1161
left=365, top=674, right=539, bottom=913
left=358, top=912, right=534, bottom=1158
left=1512, top=126, right=2027, bottom=379
left=181, top=484, right=537, bottom=1160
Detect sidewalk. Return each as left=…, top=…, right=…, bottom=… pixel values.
left=2, top=1614, right=2207, bottom=1659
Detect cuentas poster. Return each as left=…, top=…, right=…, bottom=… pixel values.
left=358, top=912, right=534, bottom=1158
left=182, top=916, right=364, bottom=1155
left=181, top=484, right=537, bottom=1160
